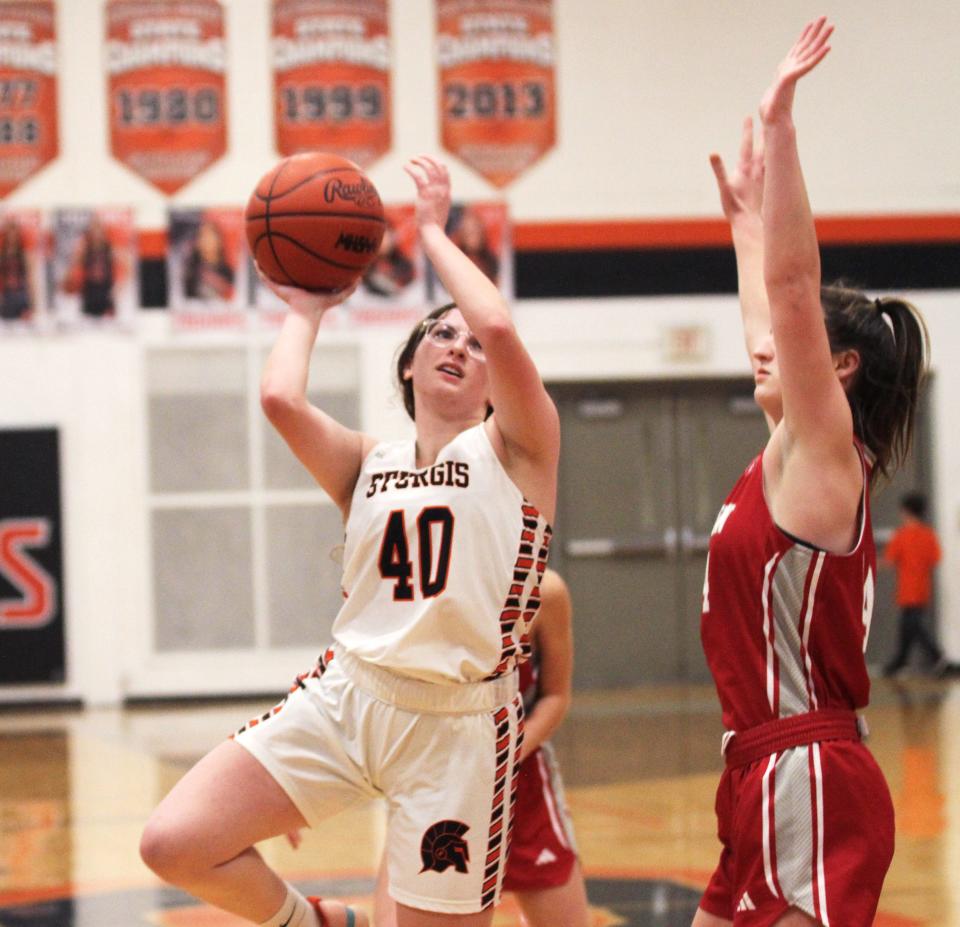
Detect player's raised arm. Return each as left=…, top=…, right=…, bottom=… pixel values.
left=710, top=116, right=770, bottom=365
left=258, top=275, right=376, bottom=517
left=758, top=17, right=853, bottom=455
left=403, top=156, right=560, bottom=493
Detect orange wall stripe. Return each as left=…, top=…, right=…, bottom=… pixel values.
left=133, top=214, right=960, bottom=258
left=513, top=219, right=731, bottom=250
left=813, top=214, right=960, bottom=245
left=512, top=213, right=960, bottom=251
left=138, top=229, right=168, bottom=259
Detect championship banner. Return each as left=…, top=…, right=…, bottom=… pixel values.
left=271, top=0, right=391, bottom=169
left=51, top=207, right=137, bottom=329
left=436, top=0, right=555, bottom=188
left=106, top=0, right=227, bottom=195
left=169, top=206, right=247, bottom=328
left=0, top=1, right=59, bottom=198
left=0, top=428, right=66, bottom=685
left=0, top=208, right=47, bottom=330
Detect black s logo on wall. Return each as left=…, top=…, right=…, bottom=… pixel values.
left=0, top=429, right=66, bottom=684
left=0, top=519, right=56, bottom=628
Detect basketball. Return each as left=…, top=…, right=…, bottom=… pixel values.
left=245, top=152, right=386, bottom=293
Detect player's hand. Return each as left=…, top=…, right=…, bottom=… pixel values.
left=404, top=156, right=451, bottom=231
left=285, top=828, right=303, bottom=850
left=759, top=16, right=833, bottom=125
left=255, top=263, right=358, bottom=319
left=709, top=116, right=764, bottom=225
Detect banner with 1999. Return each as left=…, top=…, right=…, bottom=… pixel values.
left=272, top=0, right=392, bottom=170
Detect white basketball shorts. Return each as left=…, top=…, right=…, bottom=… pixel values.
left=233, top=649, right=524, bottom=914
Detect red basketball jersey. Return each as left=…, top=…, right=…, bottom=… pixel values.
left=517, top=650, right=537, bottom=709
left=701, top=448, right=876, bottom=732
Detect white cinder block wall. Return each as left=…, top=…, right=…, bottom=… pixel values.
left=1, top=1, right=957, bottom=703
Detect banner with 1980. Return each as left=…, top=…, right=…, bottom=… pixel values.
left=106, top=0, right=228, bottom=195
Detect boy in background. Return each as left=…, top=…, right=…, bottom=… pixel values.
left=883, top=492, right=947, bottom=676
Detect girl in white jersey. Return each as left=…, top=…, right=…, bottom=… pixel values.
left=139, top=154, right=560, bottom=927
left=372, top=569, right=591, bottom=927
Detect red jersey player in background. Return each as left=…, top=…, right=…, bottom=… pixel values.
left=373, top=569, right=590, bottom=927
left=699, top=18, right=928, bottom=927
left=882, top=492, right=948, bottom=677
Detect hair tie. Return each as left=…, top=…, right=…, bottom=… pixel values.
left=879, top=308, right=896, bottom=342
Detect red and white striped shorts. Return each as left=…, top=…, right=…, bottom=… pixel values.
left=501, top=742, right=578, bottom=892
left=700, top=713, right=894, bottom=926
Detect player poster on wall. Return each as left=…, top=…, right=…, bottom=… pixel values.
left=436, top=0, right=556, bottom=188
left=271, top=0, right=392, bottom=169
left=0, top=209, right=48, bottom=332
left=168, top=207, right=247, bottom=329
left=427, top=201, right=513, bottom=303
left=106, top=0, right=228, bottom=195
left=0, top=1, right=59, bottom=199
left=51, top=208, right=137, bottom=330
left=252, top=203, right=425, bottom=328
left=344, top=203, right=425, bottom=324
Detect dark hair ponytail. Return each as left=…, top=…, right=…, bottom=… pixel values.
left=821, top=283, right=929, bottom=484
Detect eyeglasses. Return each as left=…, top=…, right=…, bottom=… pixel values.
left=422, top=319, right=485, bottom=361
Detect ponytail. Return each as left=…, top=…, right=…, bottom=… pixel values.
left=821, top=283, right=929, bottom=484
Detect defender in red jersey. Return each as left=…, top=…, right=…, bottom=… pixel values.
left=699, top=18, right=928, bottom=927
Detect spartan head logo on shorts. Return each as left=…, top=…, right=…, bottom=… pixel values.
left=419, top=820, right=470, bottom=874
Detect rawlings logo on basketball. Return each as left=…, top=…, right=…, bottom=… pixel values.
left=246, top=152, right=385, bottom=291
left=334, top=231, right=378, bottom=254
left=419, top=820, right=470, bottom=874
left=323, top=177, right=381, bottom=208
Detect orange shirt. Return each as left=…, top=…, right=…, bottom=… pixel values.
left=884, top=522, right=941, bottom=606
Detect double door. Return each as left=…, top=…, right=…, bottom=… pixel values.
left=548, top=380, right=930, bottom=688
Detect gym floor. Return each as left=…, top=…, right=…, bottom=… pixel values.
left=1, top=676, right=956, bottom=926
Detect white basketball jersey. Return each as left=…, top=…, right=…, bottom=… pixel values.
left=332, top=423, right=552, bottom=684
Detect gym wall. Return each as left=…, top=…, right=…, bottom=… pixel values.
left=1, top=0, right=958, bottom=704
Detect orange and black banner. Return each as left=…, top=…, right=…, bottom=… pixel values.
left=0, top=1, right=58, bottom=199
left=106, top=0, right=227, bottom=196
left=437, top=0, right=555, bottom=188
left=272, top=0, right=391, bottom=168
